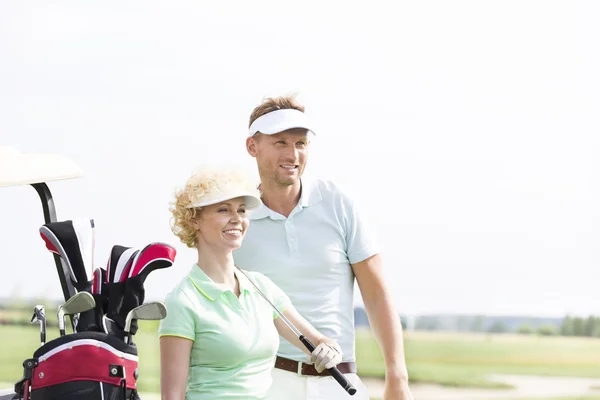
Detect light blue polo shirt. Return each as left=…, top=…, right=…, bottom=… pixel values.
left=158, top=264, right=291, bottom=399
left=233, top=178, right=379, bottom=362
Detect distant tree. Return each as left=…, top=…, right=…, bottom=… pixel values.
left=584, top=316, right=598, bottom=337
left=560, top=315, right=574, bottom=336
left=537, top=324, right=556, bottom=336
left=487, top=321, right=507, bottom=333
left=573, top=317, right=586, bottom=336
left=516, top=324, right=534, bottom=335
left=415, top=317, right=439, bottom=331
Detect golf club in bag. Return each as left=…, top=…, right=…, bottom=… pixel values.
left=57, top=292, right=96, bottom=336
left=236, top=268, right=358, bottom=396
left=123, top=302, right=167, bottom=345
left=30, top=306, right=46, bottom=347
left=104, top=242, right=175, bottom=339
left=39, top=219, right=97, bottom=332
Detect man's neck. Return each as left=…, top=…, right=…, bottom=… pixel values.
left=260, top=179, right=302, bottom=218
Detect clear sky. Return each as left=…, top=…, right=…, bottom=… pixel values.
left=1, top=1, right=598, bottom=317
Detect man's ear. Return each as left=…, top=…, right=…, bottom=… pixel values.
left=246, top=136, right=258, bottom=157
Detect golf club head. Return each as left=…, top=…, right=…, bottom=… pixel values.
left=124, top=301, right=167, bottom=333
left=57, top=291, right=96, bottom=332
left=106, top=245, right=134, bottom=283
left=91, top=267, right=104, bottom=295
left=39, top=219, right=94, bottom=289
left=114, top=248, right=138, bottom=283
left=31, top=305, right=45, bottom=324
left=127, top=242, right=176, bottom=280
left=31, top=305, right=47, bottom=346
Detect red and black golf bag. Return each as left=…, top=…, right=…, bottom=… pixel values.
left=9, top=219, right=176, bottom=400
left=14, top=332, right=139, bottom=400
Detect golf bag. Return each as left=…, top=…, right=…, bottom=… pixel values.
left=9, top=219, right=176, bottom=400
left=13, top=332, right=139, bottom=400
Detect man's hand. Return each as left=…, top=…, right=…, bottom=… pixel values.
left=384, top=377, right=413, bottom=400
left=310, top=339, right=343, bottom=373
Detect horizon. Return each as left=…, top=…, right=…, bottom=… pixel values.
left=0, top=294, right=586, bottom=320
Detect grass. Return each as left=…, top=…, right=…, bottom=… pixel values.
left=3, top=324, right=600, bottom=393
left=485, top=398, right=600, bottom=400
left=370, top=395, right=600, bottom=400
left=357, top=329, right=600, bottom=389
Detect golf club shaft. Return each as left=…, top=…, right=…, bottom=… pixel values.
left=58, top=313, right=65, bottom=336
left=236, top=268, right=356, bottom=396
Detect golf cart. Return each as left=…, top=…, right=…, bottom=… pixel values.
left=0, top=147, right=176, bottom=400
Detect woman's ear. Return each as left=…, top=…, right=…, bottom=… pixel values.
left=191, top=214, right=202, bottom=231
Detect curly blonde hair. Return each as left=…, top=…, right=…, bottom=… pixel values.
left=169, top=166, right=260, bottom=248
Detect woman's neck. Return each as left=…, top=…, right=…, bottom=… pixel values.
left=195, top=246, right=236, bottom=287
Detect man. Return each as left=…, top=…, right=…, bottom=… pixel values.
left=233, top=95, right=413, bottom=400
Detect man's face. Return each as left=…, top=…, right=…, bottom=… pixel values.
left=246, top=128, right=310, bottom=186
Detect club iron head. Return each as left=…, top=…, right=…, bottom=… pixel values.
left=31, top=305, right=45, bottom=324
left=31, top=305, right=47, bottom=346
left=57, top=292, right=96, bottom=335
left=124, top=302, right=167, bottom=338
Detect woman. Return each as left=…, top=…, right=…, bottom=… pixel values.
left=159, top=167, right=343, bottom=400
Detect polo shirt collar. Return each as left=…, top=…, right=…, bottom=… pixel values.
left=249, top=178, right=322, bottom=221
left=187, top=264, right=254, bottom=302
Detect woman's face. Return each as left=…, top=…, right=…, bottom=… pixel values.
left=194, top=197, right=249, bottom=252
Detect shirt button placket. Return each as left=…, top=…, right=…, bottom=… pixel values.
left=286, top=219, right=296, bottom=255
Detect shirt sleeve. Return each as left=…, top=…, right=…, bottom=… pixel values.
left=343, top=195, right=380, bottom=265
left=158, top=288, right=197, bottom=341
left=252, top=272, right=292, bottom=319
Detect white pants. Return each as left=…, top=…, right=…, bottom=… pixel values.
left=265, top=367, right=371, bottom=400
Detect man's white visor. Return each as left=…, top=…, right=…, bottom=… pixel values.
left=248, top=109, right=316, bottom=137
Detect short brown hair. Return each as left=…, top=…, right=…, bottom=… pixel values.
left=248, top=94, right=305, bottom=128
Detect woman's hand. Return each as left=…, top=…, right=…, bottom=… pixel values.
left=275, top=306, right=343, bottom=372
left=311, top=338, right=343, bottom=373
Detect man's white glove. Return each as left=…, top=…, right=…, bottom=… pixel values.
left=310, top=340, right=343, bottom=373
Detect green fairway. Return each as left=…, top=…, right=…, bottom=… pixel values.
left=3, top=325, right=600, bottom=393
left=371, top=397, right=600, bottom=400
left=356, top=329, right=600, bottom=389
left=486, top=398, right=600, bottom=400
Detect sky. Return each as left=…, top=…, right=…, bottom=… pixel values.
left=1, top=1, right=599, bottom=318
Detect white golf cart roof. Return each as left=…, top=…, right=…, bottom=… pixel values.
left=0, top=146, right=84, bottom=187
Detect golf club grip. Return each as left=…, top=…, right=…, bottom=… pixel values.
left=299, top=335, right=357, bottom=396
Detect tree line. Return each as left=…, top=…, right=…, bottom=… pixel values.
left=557, top=315, right=600, bottom=337
left=488, top=315, right=600, bottom=337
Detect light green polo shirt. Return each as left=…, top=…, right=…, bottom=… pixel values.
left=158, top=264, right=291, bottom=400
